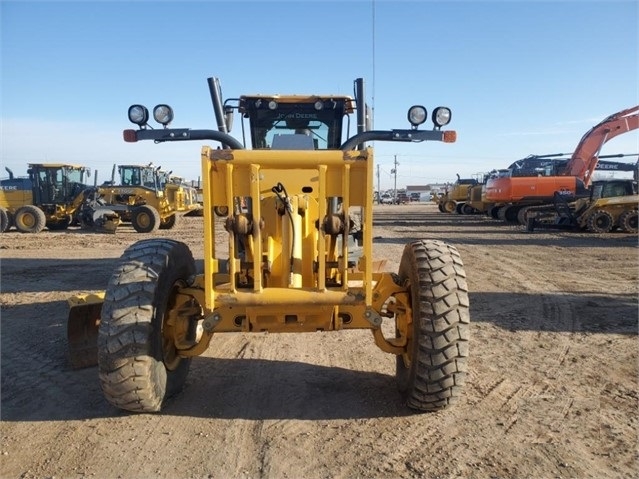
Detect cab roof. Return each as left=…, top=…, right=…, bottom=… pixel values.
left=239, top=94, right=355, bottom=113
left=28, top=163, right=88, bottom=169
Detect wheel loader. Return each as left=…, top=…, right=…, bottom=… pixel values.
left=67, top=77, right=470, bottom=413
left=526, top=178, right=638, bottom=233
left=0, top=163, right=98, bottom=233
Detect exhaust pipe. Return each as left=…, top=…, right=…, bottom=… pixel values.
left=355, top=78, right=366, bottom=150
left=208, top=77, right=229, bottom=136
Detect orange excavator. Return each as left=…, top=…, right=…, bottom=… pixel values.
left=484, top=105, right=639, bottom=222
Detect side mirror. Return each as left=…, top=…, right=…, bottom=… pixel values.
left=225, top=106, right=234, bottom=133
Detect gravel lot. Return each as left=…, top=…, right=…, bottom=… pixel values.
left=1, top=202, right=637, bottom=479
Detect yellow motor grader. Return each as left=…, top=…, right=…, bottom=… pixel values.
left=88, top=164, right=181, bottom=233
left=0, top=163, right=96, bottom=233
left=162, top=173, right=204, bottom=217
left=436, top=174, right=479, bottom=213
left=67, top=77, right=470, bottom=414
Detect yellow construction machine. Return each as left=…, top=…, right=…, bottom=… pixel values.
left=436, top=174, right=479, bottom=213
left=0, top=164, right=97, bottom=233
left=527, top=178, right=638, bottom=233
left=86, top=164, right=180, bottom=233
left=67, top=77, right=469, bottom=413
left=162, top=173, right=204, bottom=217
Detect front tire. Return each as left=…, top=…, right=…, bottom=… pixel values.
left=396, top=240, right=470, bottom=411
left=214, top=205, right=229, bottom=217
left=47, top=216, right=71, bottom=231
left=159, top=213, right=178, bottom=230
left=587, top=209, right=614, bottom=233
left=443, top=200, right=456, bottom=214
left=98, top=239, right=197, bottom=412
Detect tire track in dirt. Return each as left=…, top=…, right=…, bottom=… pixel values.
left=362, top=224, right=592, bottom=477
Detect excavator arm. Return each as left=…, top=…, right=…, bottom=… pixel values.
left=565, top=105, right=639, bottom=187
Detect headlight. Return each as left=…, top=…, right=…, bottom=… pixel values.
left=407, top=105, right=427, bottom=127
left=432, top=107, right=452, bottom=127
left=153, top=104, right=174, bottom=126
left=128, top=105, right=149, bottom=126
left=268, top=100, right=278, bottom=110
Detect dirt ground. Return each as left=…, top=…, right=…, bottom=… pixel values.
left=1, top=202, right=637, bottom=479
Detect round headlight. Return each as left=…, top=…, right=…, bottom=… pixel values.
left=268, top=100, right=278, bottom=110
left=432, top=107, right=452, bottom=127
left=128, top=105, right=149, bottom=126
left=408, top=105, right=427, bottom=127
left=153, top=104, right=174, bottom=126
left=314, top=100, right=324, bottom=110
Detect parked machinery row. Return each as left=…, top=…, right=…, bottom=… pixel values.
left=436, top=105, right=639, bottom=234
left=0, top=162, right=202, bottom=234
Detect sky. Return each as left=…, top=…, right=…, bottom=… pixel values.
left=1, top=0, right=638, bottom=191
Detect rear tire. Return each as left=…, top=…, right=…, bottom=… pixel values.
left=587, top=209, right=614, bottom=233
left=461, top=203, right=474, bottom=215
left=98, top=239, right=197, bottom=412
left=0, top=207, right=9, bottom=232
left=14, top=205, right=46, bottom=233
left=131, top=205, right=160, bottom=233
left=618, top=210, right=638, bottom=233
left=395, top=240, right=470, bottom=411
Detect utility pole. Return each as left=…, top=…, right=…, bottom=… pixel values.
left=391, top=155, right=398, bottom=203
left=376, top=164, right=380, bottom=203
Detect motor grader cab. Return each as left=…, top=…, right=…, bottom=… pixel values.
left=0, top=163, right=94, bottom=233
left=92, top=164, right=180, bottom=232
left=67, top=77, right=470, bottom=414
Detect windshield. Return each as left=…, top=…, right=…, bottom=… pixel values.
left=63, top=167, right=85, bottom=184
left=245, top=100, right=349, bottom=150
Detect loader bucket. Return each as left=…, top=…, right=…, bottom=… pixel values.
left=67, top=293, right=104, bottom=369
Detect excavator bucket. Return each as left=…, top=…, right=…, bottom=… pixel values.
left=67, top=292, right=104, bottom=369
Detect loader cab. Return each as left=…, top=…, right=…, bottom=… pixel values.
left=235, top=95, right=355, bottom=150
left=590, top=179, right=637, bottom=200
left=28, top=164, right=90, bottom=205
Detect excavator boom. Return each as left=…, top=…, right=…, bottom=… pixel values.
left=566, top=105, right=639, bottom=187
left=485, top=105, right=639, bottom=203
